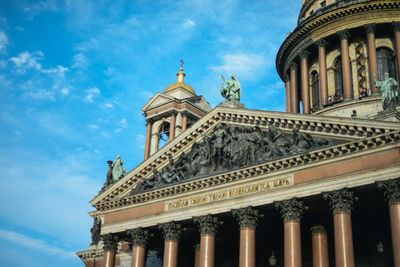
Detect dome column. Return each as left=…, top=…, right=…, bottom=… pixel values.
left=377, top=178, right=400, bottom=267
left=364, top=24, right=380, bottom=95
left=144, top=120, right=152, bottom=160
left=323, top=188, right=356, bottom=267
left=275, top=198, right=305, bottom=267
left=317, top=39, right=329, bottom=107
left=285, top=75, right=291, bottom=112
left=290, top=63, right=299, bottom=113
left=393, top=22, right=400, bottom=81
left=300, top=50, right=311, bottom=114
left=338, top=30, right=353, bottom=101
left=168, top=112, right=176, bottom=141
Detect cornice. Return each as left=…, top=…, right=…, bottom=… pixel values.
left=276, top=0, right=400, bottom=80
left=77, top=249, right=104, bottom=263
left=91, top=107, right=400, bottom=210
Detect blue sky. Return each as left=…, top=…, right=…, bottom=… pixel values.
left=0, top=0, right=301, bottom=266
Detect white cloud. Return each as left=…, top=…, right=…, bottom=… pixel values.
left=119, top=118, right=128, bottom=128
left=71, top=53, right=88, bottom=69
left=0, top=32, right=8, bottom=51
left=210, top=53, right=266, bottom=81
left=28, top=89, right=56, bottom=101
left=88, top=124, right=99, bottom=129
left=84, top=87, right=100, bottom=102
left=60, top=87, right=69, bottom=96
left=104, top=103, right=113, bottom=109
left=42, top=65, right=70, bottom=75
left=0, top=229, right=75, bottom=258
left=182, top=19, right=196, bottom=29
left=9, top=51, right=43, bottom=73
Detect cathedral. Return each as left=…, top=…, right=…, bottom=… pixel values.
left=77, top=1, right=400, bottom=266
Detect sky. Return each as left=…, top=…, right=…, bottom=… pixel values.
left=0, top=0, right=302, bottom=266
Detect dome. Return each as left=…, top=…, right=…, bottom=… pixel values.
left=164, top=66, right=196, bottom=95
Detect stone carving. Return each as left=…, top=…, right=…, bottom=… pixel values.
left=323, top=188, right=356, bottom=214
left=158, top=221, right=182, bottom=241
left=90, top=217, right=101, bottom=245
left=311, top=225, right=326, bottom=234
left=376, top=178, right=400, bottom=205
left=275, top=198, right=305, bottom=222
left=100, top=160, right=114, bottom=192
left=232, top=206, right=262, bottom=229
left=373, top=72, right=400, bottom=112
left=221, top=75, right=241, bottom=102
left=193, top=214, right=222, bottom=235
left=126, top=228, right=149, bottom=247
left=130, top=124, right=333, bottom=195
left=102, top=233, right=119, bottom=251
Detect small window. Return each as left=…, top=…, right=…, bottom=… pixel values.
left=377, top=47, right=398, bottom=81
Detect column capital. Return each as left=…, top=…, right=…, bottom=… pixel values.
left=393, top=21, right=400, bottom=32
left=364, top=23, right=376, bottom=34
left=126, top=228, right=149, bottom=247
left=275, top=198, right=305, bottom=222
left=338, top=30, right=350, bottom=40
left=102, top=233, right=119, bottom=252
left=232, top=206, right=262, bottom=229
left=316, top=39, right=328, bottom=47
left=284, top=74, right=290, bottom=82
left=290, top=62, right=298, bottom=70
left=299, top=49, right=310, bottom=59
left=194, top=243, right=200, bottom=250
left=193, top=214, right=222, bottom=235
left=323, top=188, right=356, bottom=214
left=158, top=221, right=182, bottom=241
left=376, top=178, right=400, bottom=205
left=146, top=118, right=154, bottom=125
left=311, top=225, right=326, bottom=234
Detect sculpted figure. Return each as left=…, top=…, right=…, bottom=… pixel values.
left=268, top=125, right=292, bottom=156
left=373, top=72, right=400, bottom=112
left=112, top=155, right=127, bottom=181
left=90, top=217, right=101, bottom=245
left=190, top=138, right=212, bottom=176
left=205, top=123, right=231, bottom=170
left=221, top=75, right=241, bottom=101
left=161, top=155, right=185, bottom=184
left=290, top=128, right=314, bottom=154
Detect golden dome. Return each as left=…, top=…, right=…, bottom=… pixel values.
left=164, top=64, right=196, bottom=95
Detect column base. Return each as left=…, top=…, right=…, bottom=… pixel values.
left=372, top=92, right=381, bottom=97
left=343, top=97, right=353, bottom=102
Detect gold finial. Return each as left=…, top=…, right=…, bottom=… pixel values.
left=177, top=59, right=185, bottom=82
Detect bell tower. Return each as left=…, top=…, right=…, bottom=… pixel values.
left=142, top=61, right=211, bottom=160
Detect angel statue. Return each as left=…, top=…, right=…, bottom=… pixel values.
left=373, top=72, right=400, bottom=112
left=221, top=74, right=241, bottom=102
left=112, top=155, right=127, bottom=181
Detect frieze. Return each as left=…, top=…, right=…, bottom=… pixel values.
left=131, top=124, right=334, bottom=195
left=165, top=176, right=293, bottom=211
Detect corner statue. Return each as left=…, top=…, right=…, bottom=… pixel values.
left=112, top=155, right=127, bottom=182
left=373, top=72, right=400, bottom=113
left=221, top=74, right=241, bottom=102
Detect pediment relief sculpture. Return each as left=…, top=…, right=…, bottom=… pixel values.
left=130, top=123, right=343, bottom=195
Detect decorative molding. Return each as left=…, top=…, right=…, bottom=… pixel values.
left=193, top=214, right=221, bottom=235
left=323, top=188, right=356, bottom=214
left=77, top=249, right=104, bottom=263
left=311, top=225, right=326, bottom=234
left=102, top=233, right=119, bottom=252
left=126, top=228, right=149, bottom=247
left=95, top=129, right=400, bottom=211
left=232, top=206, right=262, bottom=229
left=338, top=30, right=350, bottom=40
left=275, top=198, right=305, bottom=222
left=376, top=178, right=400, bottom=205
left=364, top=23, right=376, bottom=34
left=158, top=222, right=182, bottom=241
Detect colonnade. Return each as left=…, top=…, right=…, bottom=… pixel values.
left=286, top=22, right=400, bottom=114
left=99, top=178, right=400, bottom=267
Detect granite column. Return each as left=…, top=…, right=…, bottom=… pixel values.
left=127, top=228, right=149, bottom=267
left=311, top=225, right=329, bottom=267
left=338, top=30, right=353, bottom=101
left=159, top=222, right=182, bottom=267
left=194, top=214, right=221, bottom=267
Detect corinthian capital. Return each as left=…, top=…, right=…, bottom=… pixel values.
left=102, top=233, right=119, bottom=252
left=275, top=198, right=305, bottom=222
left=323, top=188, right=356, bottom=214
left=376, top=178, right=400, bottom=205
left=364, top=23, right=376, bottom=34
left=193, top=214, right=222, bottom=235
left=158, top=221, right=182, bottom=241
left=338, top=30, right=350, bottom=40
left=126, top=227, right=149, bottom=247
left=232, top=206, right=262, bottom=229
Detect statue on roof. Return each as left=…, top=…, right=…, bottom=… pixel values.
left=112, top=155, right=127, bottom=181
left=221, top=75, right=241, bottom=102
left=373, top=72, right=400, bottom=113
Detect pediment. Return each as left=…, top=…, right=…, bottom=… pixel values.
left=91, top=106, right=400, bottom=210
left=142, top=93, right=176, bottom=112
